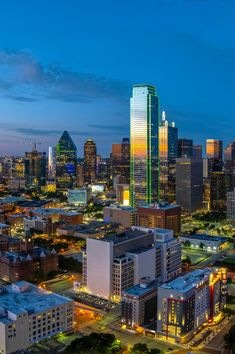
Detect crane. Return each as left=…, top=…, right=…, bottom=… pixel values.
left=21, top=141, right=42, bottom=151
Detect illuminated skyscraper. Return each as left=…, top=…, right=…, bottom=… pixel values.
left=159, top=111, right=178, bottom=202
left=206, top=139, right=223, bottom=160
left=48, top=146, right=56, bottom=178
left=130, top=84, right=159, bottom=206
left=56, top=131, right=77, bottom=190
left=84, top=139, right=97, bottom=183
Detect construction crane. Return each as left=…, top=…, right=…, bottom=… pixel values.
left=21, top=141, right=42, bottom=151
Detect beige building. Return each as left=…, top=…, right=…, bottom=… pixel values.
left=103, top=205, right=137, bottom=228
left=0, top=281, right=74, bottom=354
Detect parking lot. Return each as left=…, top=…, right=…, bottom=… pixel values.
left=71, top=291, right=118, bottom=311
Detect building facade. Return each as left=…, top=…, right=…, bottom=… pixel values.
left=157, top=268, right=227, bottom=343
left=84, top=139, right=97, bottom=184
left=0, top=281, right=74, bottom=354
left=176, top=158, right=203, bottom=213
left=56, top=131, right=77, bottom=190
left=159, top=112, right=178, bottom=202
left=137, top=203, right=181, bottom=234
left=130, top=84, right=159, bottom=207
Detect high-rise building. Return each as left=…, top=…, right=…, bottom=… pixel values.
left=56, top=131, right=77, bottom=190
left=157, top=268, right=227, bottom=343
left=83, top=226, right=181, bottom=299
left=206, top=139, right=223, bottom=160
left=192, top=144, right=202, bottom=159
left=84, top=139, right=97, bottom=183
left=24, top=149, right=46, bottom=186
left=224, top=142, right=235, bottom=162
left=159, top=111, right=178, bottom=202
left=178, top=139, right=193, bottom=158
left=48, top=146, right=56, bottom=178
left=130, top=84, right=159, bottom=207
left=176, top=158, right=203, bottom=212
left=111, top=138, right=130, bottom=183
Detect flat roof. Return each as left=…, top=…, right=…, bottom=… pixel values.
left=160, top=269, right=213, bottom=293
left=0, top=281, right=72, bottom=323
left=101, top=229, right=152, bottom=244
left=180, top=234, right=228, bottom=242
left=138, top=203, right=180, bottom=211
left=123, top=281, right=157, bottom=297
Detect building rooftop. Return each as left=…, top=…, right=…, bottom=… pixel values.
left=17, top=200, right=51, bottom=208
left=123, top=279, right=157, bottom=297
left=138, top=203, right=180, bottom=211
left=106, top=204, right=136, bottom=212
left=101, top=228, right=152, bottom=245
left=160, top=268, right=213, bottom=293
left=181, top=234, right=229, bottom=243
left=0, top=281, right=72, bottom=324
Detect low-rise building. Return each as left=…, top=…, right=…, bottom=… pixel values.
left=179, top=234, right=229, bottom=252
left=0, top=281, right=74, bottom=354
left=157, top=268, right=227, bottom=343
left=103, top=205, right=137, bottom=228
left=137, top=203, right=181, bottom=234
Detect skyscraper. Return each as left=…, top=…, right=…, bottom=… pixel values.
left=206, top=139, right=223, bottom=160
left=56, top=131, right=77, bottom=190
left=130, top=84, right=159, bottom=207
left=159, top=111, right=178, bottom=202
left=84, top=139, right=97, bottom=183
left=176, top=158, right=203, bottom=212
left=24, top=148, right=46, bottom=187
left=111, top=138, right=130, bottom=183
left=48, top=146, right=56, bottom=178
left=178, top=138, right=193, bottom=158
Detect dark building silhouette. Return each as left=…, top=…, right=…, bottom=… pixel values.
left=176, top=158, right=203, bottom=213
left=24, top=149, right=46, bottom=186
left=178, top=139, right=193, bottom=158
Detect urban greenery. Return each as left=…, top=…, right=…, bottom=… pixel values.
left=65, top=332, right=121, bottom=353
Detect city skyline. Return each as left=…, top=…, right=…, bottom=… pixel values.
left=0, top=0, right=234, bottom=155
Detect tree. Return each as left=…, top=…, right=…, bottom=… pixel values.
left=129, top=343, right=149, bottom=354
left=184, top=240, right=191, bottom=247
left=199, top=242, right=205, bottom=249
left=224, top=324, right=235, bottom=352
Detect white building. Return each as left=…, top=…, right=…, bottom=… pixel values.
left=83, top=227, right=182, bottom=299
left=0, top=281, right=74, bottom=354
left=227, top=188, right=235, bottom=224
left=155, top=228, right=182, bottom=283
left=157, top=268, right=227, bottom=343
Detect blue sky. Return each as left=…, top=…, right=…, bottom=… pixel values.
left=0, top=0, right=234, bottom=156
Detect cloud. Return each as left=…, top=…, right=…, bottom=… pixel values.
left=0, top=48, right=130, bottom=103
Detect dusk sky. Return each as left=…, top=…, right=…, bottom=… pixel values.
left=0, top=0, right=234, bottom=156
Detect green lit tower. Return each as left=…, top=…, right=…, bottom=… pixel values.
left=56, top=131, right=77, bottom=190
left=130, top=84, right=159, bottom=207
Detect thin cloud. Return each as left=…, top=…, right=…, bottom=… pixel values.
left=0, top=48, right=130, bottom=103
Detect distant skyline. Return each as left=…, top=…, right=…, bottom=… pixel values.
left=0, top=0, right=234, bottom=156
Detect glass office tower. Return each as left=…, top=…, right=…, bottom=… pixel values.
left=56, top=131, right=77, bottom=190
left=159, top=111, right=178, bottom=202
left=130, top=84, right=159, bottom=207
